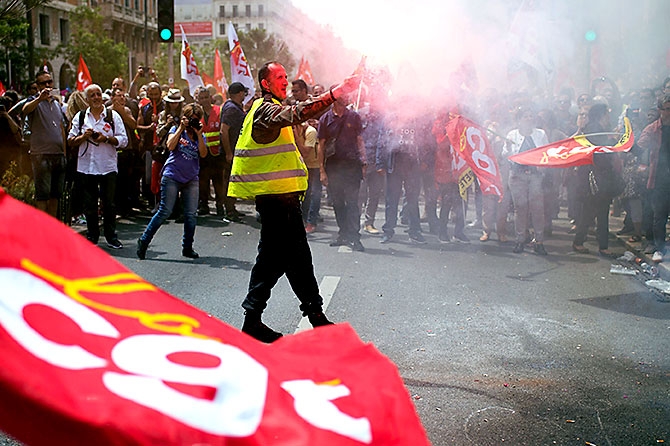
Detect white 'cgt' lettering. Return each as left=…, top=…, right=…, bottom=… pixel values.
left=105, top=334, right=266, bottom=436
left=466, top=127, right=497, bottom=176
left=0, top=269, right=118, bottom=369
left=281, top=379, right=372, bottom=444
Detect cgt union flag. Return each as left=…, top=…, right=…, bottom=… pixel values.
left=227, top=22, right=255, bottom=104
left=509, top=116, right=634, bottom=168
left=0, top=189, right=429, bottom=446
left=446, top=115, right=504, bottom=198
left=75, top=54, right=92, bottom=91
left=180, top=25, right=204, bottom=97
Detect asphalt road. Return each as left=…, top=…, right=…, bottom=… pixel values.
left=2, top=201, right=669, bottom=445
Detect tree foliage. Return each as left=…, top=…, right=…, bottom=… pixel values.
left=59, top=7, right=128, bottom=89
left=235, top=28, right=295, bottom=75
left=0, top=0, right=51, bottom=22
left=152, top=28, right=295, bottom=93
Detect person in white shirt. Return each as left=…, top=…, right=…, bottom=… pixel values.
left=502, top=106, right=550, bottom=255
left=67, top=84, right=128, bottom=249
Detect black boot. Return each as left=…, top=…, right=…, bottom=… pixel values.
left=241, top=311, right=283, bottom=343
left=182, top=247, right=200, bottom=259
left=307, top=311, right=334, bottom=327
left=137, top=239, right=148, bottom=260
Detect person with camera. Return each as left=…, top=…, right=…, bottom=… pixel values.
left=22, top=70, right=68, bottom=218
left=136, top=103, right=207, bottom=260
left=67, top=84, right=128, bottom=249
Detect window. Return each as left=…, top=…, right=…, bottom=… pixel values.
left=134, top=0, right=139, bottom=9
left=219, top=5, right=225, bottom=17
left=232, top=5, right=238, bottom=17
left=258, top=22, right=264, bottom=30
left=258, top=4, right=263, bottom=16
left=245, top=23, right=251, bottom=31
left=59, top=19, right=69, bottom=43
left=220, top=23, right=226, bottom=35
left=245, top=4, right=251, bottom=17
left=39, top=14, right=50, bottom=45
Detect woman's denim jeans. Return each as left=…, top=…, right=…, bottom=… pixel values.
left=140, top=175, right=199, bottom=249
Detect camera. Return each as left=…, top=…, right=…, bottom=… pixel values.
left=188, top=117, right=202, bottom=130
left=91, top=131, right=101, bottom=139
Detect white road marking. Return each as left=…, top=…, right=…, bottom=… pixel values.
left=295, top=275, right=340, bottom=334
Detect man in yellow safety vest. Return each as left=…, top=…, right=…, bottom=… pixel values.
left=229, top=61, right=360, bottom=343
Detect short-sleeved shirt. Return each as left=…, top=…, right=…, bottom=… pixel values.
left=221, top=99, right=245, bottom=149
left=318, top=107, right=362, bottom=162
left=26, top=97, right=66, bottom=155
left=162, top=126, right=200, bottom=183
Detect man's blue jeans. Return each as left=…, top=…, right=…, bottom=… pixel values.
left=140, top=175, right=199, bottom=249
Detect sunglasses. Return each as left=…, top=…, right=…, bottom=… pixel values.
left=38, top=80, right=53, bottom=86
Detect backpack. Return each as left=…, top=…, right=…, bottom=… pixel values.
left=77, top=106, right=115, bottom=135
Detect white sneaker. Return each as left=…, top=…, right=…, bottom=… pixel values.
left=652, top=251, right=664, bottom=263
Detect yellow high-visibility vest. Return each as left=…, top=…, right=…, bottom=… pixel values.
left=228, top=97, right=308, bottom=199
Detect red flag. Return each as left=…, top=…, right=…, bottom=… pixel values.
left=0, top=189, right=429, bottom=446
left=213, top=48, right=228, bottom=100
left=0, top=80, right=5, bottom=96
left=201, top=71, right=214, bottom=87
left=295, top=56, right=315, bottom=86
left=446, top=115, right=504, bottom=198
left=509, top=117, right=634, bottom=168
left=75, top=54, right=92, bottom=91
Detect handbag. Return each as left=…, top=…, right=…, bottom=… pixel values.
left=323, top=117, right=345, bottom=159
left=151, top=131, right=170, bottom=163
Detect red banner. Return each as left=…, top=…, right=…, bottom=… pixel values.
left=446, top=115, right=504, bottom=198
left=175, top=21, right=212, bottom=37
left=509, top=117, right=634, bottom=168
left=213, top=48, right=229, bottom=100
left=75, top=54, right=92, bottom=91
left=295, top=56, right=315, bottom=86
left=0, top=189, right=428, bottom=446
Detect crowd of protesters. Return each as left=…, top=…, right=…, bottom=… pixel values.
left=1, top=66, right=669, bottom=263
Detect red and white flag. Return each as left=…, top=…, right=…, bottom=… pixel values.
left=509, top=117, right=634, bottom=168
left=213, top=48, right=229, bottom=100
left=295, top=56, right=315, bottom=86
left=446, top=115, right=504, bottom=199
left=75, top=54, right=92, bottom=91
left=227, top=22, right=255, bottom=103
left=180, top=25, right=204, bottom=97
left=0, top=80, right=5, bottom=96
left=0, top=189, right=429, bottom=446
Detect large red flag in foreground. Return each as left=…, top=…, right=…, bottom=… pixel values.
left=446, top=115, right=504, bottom=198
left=0, top=79, right=5, bottom=96
left=75, top=54, right=92, bottom=91
left=509, top=117, right=634, bottom=168
left=0, top=189, right=429, bottom=446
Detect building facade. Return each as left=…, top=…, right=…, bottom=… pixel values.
left=29, top=0, right=158, bottom=91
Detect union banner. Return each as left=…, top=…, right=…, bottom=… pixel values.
left=446, top=115, right=504, bottom=199
left=508, top=117, right=634, bottom=168
left=0, top=189, right=429, bottom=446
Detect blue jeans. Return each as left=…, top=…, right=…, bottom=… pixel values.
left=302, top=167, right=322, bottom=225
left=140, top=175, right=199, bottom=249
left=383, top=157, right=421, bottom=237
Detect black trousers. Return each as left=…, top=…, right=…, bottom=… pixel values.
left=574, top=192, right=611, bottom=250
left=242, top=192, right=324, bottom=315
left=80, top=171, right=117, bottom=242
